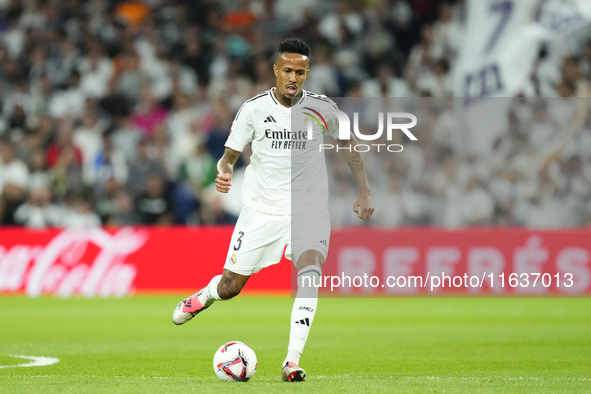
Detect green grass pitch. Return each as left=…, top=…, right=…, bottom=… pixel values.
left=0, top=296, right=590, bottom=393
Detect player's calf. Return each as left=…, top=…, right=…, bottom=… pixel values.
left=217, top=269, right=250, bottom=300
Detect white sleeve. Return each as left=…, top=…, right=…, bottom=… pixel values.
left=324, top=99, right=340, bottom=139
left=225, top=104, right=254, bottom=152
left=325, top=112, right=340, bottom=139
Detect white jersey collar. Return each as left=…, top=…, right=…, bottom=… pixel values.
left=270, top=88, right=307, bottom=108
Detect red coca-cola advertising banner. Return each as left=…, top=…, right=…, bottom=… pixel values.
left=0, top=227, right=590, bottom=297
left=0, top=227, right=290, bottom=297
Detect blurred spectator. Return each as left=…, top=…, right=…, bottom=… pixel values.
left=107, top=189, right=141, bottom=226
left=90, top=137, right=128, bottom=194
left=460, top=175, right=494, bottom=226
left=46, top=39, right=79, bottom=87
left=182, top=142, right=216, bottom=193
left=111, top=115, right=142, bottom=163
left=95, top=177, right=121, bottom=223
left=116, top=51, right=143, bottom=104
left=60, top=193, right=102, bottom=228
left=79, top=48, right=113, bottom=99
left=0, top=137, right=29, bottom=224
left=196, top=188, right=238, bottom=225
left=135, top=173, right=172, bottom=225
left=166, top=91, right=201, bottom=164
left=361, top=62, right=410, bottom=98
left=318, top=1, right=363, bottom=46
left=132, top=86, right=167, bottom=139
left=46, top=122, right=84, bottom=198
left=46, top=121, right=83, bottom=167
left=48, top=72, right=85, bottom=119
left=183, top=39, right=212, bottom=87
left=126, top=138, right=166, bottom=198
left=13, top=185, right=60, bottom=228
left=74, top=111, right=104, bottom=181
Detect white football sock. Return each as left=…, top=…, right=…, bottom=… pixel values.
left=198, top=274, right=222, bottom=308
left=284, top=266, right=321, bottom=365
left=285, top=349, right=301, bottom=365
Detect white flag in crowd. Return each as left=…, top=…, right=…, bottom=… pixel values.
left=454, top=0, right=591, bottom=98
left=453, top=0, right=591, bottom=156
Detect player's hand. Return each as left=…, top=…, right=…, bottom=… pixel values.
left=216, top=173, right=233, bottom=193
left=353, top=191, right=374, bottom=220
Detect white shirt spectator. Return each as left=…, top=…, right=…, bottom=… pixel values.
left=73, top=122, right=104, bottom=184
left=18, top=3, right=46, bottom=30
left=460, top=181, right=494, bottom=226
left=79, top=57, right=113, bottom=98
left=318, top=10, right=363, bottom=46
left=3, top=24, right=24, bottom=58
left=305, top=61, right=339, bottom=96
left=13, top=187, right=61, bottom=229
left=166, top=107, right=201, bottom=163
left=0, top=159, right=30, bottom=192
left=431, top=103, right=460, bottom=149
left=442, top=184, right=463, bottom=228
left=13, top=204, right=62, bottom=228
left=521, top=195, right=563, bottom=228
left=170, top=62, right=199, bottom=96
left=111, top=124, right=143, bottom=163
left=48, top=87, right=86, bottom=118
left=416, top=69, right=453, bottom=97
left=59, top=203, right=102, bottom=228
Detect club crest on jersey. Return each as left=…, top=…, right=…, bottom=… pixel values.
left=230, top=253, right=237, bottom=265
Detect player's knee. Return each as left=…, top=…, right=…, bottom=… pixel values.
left=296, top=250, right=325, bottom=271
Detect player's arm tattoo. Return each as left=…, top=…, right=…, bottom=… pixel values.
left=338, top=136, right=371, bottom=192
left=217, top=147, right=241, bottom=176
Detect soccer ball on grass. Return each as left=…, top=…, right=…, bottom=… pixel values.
left=213, top=341, right=257, bottom=382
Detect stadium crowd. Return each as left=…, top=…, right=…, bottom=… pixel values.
left=0, top=0, right=590, bottom=228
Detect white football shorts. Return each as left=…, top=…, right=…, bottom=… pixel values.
left=223, top=206, right=331, bottom=276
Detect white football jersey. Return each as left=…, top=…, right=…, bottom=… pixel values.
left=225, top=88, right=339, bottom=215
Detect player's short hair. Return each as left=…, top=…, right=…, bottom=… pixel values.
left=277, top=38, right=311, bottom=60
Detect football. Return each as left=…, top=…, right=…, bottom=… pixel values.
left=213, top=341, right=258, bottom=382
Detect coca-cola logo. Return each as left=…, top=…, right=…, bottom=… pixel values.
left=0, top=227, right=148, bottom=297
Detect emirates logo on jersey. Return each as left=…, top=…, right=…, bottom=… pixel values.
left=265, top=129, right=308, bottom=150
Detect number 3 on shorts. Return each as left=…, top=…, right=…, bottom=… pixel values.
left=234, top=231, right=245, bottom=251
